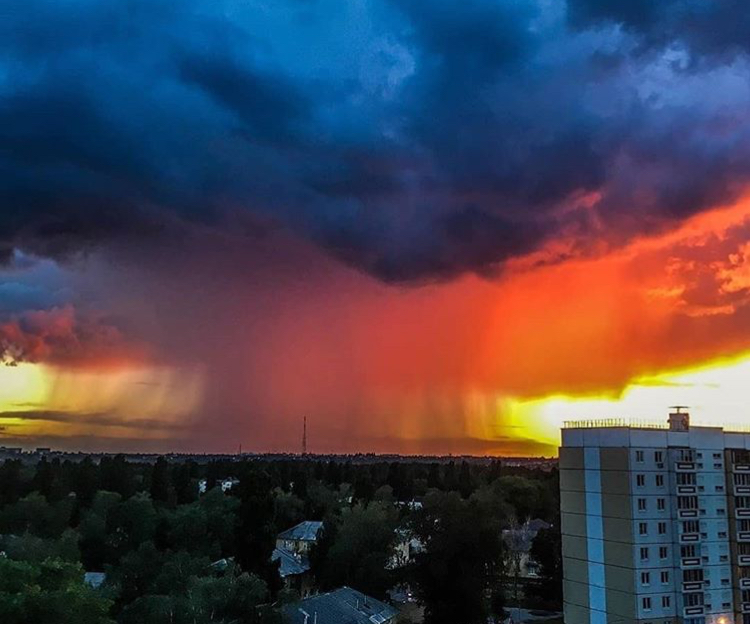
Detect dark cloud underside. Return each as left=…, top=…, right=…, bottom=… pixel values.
left=1, top=0, right=750, bottom=281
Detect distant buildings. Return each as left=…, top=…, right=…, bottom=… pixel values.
left=197, top=477, right=239, bottom=494
left=503, top=518, right=551, bottom=579
left=561, top=409, right=750, bottom=624
left=281, top=586, right=398, bottom=624
left=388, top=528, right=424, bottom=570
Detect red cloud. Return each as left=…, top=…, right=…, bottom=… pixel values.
left=0, top=305, right=147, bottom=368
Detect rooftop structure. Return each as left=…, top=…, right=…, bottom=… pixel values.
left=278, top=521, right=324, bottom=543
left=273, top=547, right=310, bottom=578
left=281, top=586, right=398, bottom=624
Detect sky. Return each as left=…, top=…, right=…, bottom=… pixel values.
left=3, top=0, right=750, bottom=455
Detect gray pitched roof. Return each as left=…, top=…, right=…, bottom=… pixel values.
left=84, top=572, right=106, bottom=589
left=281, top=587, right=398, bottom=624
left=273, top=547, right=310, bottom=577
left=278, top=520, right=324, bottom=542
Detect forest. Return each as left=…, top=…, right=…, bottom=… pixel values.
left=0, top=455, right=561, bottom=624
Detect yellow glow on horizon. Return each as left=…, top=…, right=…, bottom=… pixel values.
left=0, top=362, right=206, bottom=441
left=0, top=363, right=50, bottom=413
left=506, top=351, right=750, bottom=451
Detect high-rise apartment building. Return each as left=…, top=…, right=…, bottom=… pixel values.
left=560, top=410, right=750, bottom=624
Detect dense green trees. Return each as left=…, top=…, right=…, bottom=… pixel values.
left=311, top=502, right=399, bottom=598
left=0, top=453, right=559, bottom=621
left=409, top=491, right=506, bottom=624
left=529, top=525, right=563, bottom=608
left=0, top=558, right=113, bottom=624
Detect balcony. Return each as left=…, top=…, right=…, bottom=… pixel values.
left=683, top=606, right=705, bottom=617
left=678, top=509, right=699, bottom=519
left=682, top=581, right=704, bottom=592
left=743, top=603, right=750, bottom=614
left=737, top=508, right=750, bottom=519
left=736, top=485, right=750, bottom=495
left=738, top=554, right=750, bottom=566
left=739, top=578, right=750, bottom=589
left=680, top=532, right=701, bottom=543
left=738, top=531, right=750, bottom=542
left=735, top=463, right=750, bottom=472
left=676, top=462, right=697, bottom=471
left=678, top=485, right=698, bottom=494
left=681, top=557, right=702, bottom=568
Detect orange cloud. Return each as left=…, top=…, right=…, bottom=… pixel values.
left=0, top=305, right=149, bottom=369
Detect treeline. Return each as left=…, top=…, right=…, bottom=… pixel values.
left=0, top=455, right=561, bottom=624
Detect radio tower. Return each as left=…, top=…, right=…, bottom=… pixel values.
left=302, top=416, right=307, bottom=455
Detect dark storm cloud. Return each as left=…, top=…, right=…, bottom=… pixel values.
left=567, top=0, right=750, bottom=57
left=2, top=0, right=750, bottom=281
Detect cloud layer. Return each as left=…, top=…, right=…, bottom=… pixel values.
left=3, top=0, right=750, bottom=281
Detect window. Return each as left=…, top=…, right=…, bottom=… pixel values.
left=636, top=450, right=645, bottom=462
left=659, top=546, right=669, bottom=559
left=662, top=596, right=671, bottom=608
left=678, top=496, right=698, bottom=510
left=682, top=520, right=700, bottom=534
left=683, top=569, right=704, bottom=583
left=714, top=452, right=722, bottom=459
left=715, top=463, right=723, bottom=469
left=658, top=522, right=667, bottom=535
left=684, top=592, right=704, bottom=607
left=679, top=449, right=695, bottom=462
left=640, top=547, right=650, bottom=561
left=642, top=597, right=652, bottom=611
left=655, top=451, right=664, bottom=463
left=638, top=498, right=647, bottom=511
left=681, top=544, right=696, bottom=558
left=657, top=498, right=666, bottom=511
left=716, top=485, right=725, bottom=492
left=641, top=571, right=651, bottom=585
left=661, top=570, right=669, bottom=583
left=640, top=522, right=648, bottom=535
left=677, top=472, right=697, bottom=485
left=656, top=474, right=665, bottom=487
left=637, top=474, right=646, bottom=487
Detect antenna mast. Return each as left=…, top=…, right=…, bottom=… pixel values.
left=302, top=416, right=307, bottom=455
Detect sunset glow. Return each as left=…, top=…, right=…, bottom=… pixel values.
left=3, top=0, right=750, bottom=455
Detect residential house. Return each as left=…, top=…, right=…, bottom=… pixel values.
left=502, top=518, right=551, bottom=579
left=276, top=521, right=323, bottom=555
left=273, top=546, right=316, bottom=598
left=281, top=586, right=398, bottom=624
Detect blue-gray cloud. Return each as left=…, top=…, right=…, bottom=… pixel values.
left=2, top=0, right=750, bottom=281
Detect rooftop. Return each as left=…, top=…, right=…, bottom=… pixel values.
left=84, top=572, right=106, bottom=589
left=281, top=587, right=398, bottom=624
left=278, top=520, right=324, bottom=542
left=272, top=547, right=310, bottom=577
left=562, top=418, right=750, bottom=433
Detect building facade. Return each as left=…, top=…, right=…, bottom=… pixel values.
left=561, top=411, right=750, bottom=624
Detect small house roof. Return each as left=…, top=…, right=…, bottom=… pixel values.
left=281, top=586, right=398, bottom=624
left=277, top=520, right=324, bottom=542
left=272, top=547, right=310, bottom=577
